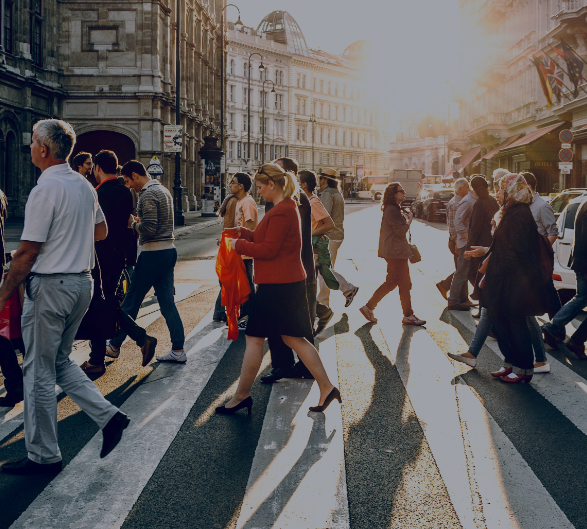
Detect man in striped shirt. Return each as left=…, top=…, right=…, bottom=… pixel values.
left=107, top=161, right=185, bottom=364
left=436, top=178, right=469, bottom=303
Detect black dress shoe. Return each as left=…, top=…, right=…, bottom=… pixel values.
left=101, top=411, right=130, bottom=459
left=314, top=308, right=334, bottom=336
left=215, top=396, right=252, bottom=415
left=542, top=327, right=560, bottom=350
left=260, top=367, right=293, bottom=384
left=287, top=362, right=314, bottom=380
left=1, top=457, right=62, bottom=475
left=0, top=392, right=24, bottom=407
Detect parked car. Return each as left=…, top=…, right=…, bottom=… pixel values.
left=550, top=189, right=587, bottom=220
left=411, top=185, right=454, bottom=222
left=552, top=195, right=585, bottom=304
left=369, top=183, right=388, bottom=201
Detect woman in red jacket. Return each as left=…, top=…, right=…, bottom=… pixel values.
left=216, top=163, right=340, bottom=415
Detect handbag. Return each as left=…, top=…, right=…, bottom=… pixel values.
left=408, top=230, right=421, bottom=264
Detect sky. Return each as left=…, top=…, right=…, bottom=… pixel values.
left=227, top=0, right=461, bottom=116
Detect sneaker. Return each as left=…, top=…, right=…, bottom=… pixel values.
left=534, top=363, right=551, bottom=374
left=448, top=352, right=477, bottom=368
left=105, top=342, right=120, bottom=359
left=156, top=349, right=187, bottom=363
left=344, top=286, right=359, bottom=308
left=359, top=305, right=378, bottom=324
left=238, top=319, right=248, bottom=331
left=402, top=314, right=426, bottom=326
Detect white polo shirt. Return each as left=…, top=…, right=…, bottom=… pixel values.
left=21, top=163, right=105, bottom=274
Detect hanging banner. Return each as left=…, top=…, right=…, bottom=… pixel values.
left=164, top=125, right=183, bottom=153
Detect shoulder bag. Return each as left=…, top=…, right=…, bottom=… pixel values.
left=408, top=230, right=422, bottom=264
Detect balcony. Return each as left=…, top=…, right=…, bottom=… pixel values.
left=478, top=0, right=509, bottom=25
left=474, top=54, right=508, bottom=87
left=469, top=112, right=507, bottom=131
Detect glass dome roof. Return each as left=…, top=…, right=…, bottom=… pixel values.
left=257, top=11, right=309, bottom=57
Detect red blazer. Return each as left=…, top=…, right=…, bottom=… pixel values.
left=235, top=198, right=306, bottom=284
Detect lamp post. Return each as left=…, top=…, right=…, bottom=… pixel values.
left=261, top=79, right=276, bottom=164
left=173, top=0, right=184, bottom=226
left=246, top=52, right=265, bottom=169
left=309, top=114, right=317, bottom=171
left=220, top=5, right=242, bottom=202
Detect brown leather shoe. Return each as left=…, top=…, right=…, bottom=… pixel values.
left=566, top=339, right=587, bottom=360
left=436, top=282, right=448, bottom=301
left=141, top=336, right=158, bottom=367
left=80, top=361, right=106, bottom=376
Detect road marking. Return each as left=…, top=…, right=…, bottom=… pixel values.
left=9, top=311, right=231, bottom=529
left=236, top=330, right=350, bottom=529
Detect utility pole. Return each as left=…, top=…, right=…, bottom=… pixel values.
left=261, top=79, right=276, bottom=164
left=310, top=114, right=317, bottom=171
left=246, top=52, right=264, bottom=169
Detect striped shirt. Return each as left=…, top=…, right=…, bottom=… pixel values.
left=136, top=179, right=175, bottom=250
left=446, top=194, right=462, bottom=241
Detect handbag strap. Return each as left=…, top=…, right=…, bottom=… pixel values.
left=409, top=228, right=412, bottom=245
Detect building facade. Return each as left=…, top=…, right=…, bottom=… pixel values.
left=0, top=0, right=223, bottom=216
left=226, top=11, right=391, bottom=195
left=455, top=0, right=587, bottom=191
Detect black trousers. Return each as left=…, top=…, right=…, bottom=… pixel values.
left=240, top=259, right=256, bottom=319
left=487, top=307, right=534, bottom=373
left=0, top=335, right=23, bottom=396
left=267, top=280, right=316, bottom=370
left=89, top=273, right=147, bottom=365
left=544, top=279, right=562, bottom=320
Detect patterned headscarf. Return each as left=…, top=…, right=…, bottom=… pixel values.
left=493, top=172, right=532, bottom=226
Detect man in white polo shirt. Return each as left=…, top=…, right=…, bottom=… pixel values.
left=0, top=119, right=129, bottom=476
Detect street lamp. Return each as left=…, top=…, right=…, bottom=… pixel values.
left=246, top=52, right=265, bottom=169
left=261, top=79, right=276, bottom=164
left=220, top=4, right=242, bottom=202
left=173, top=0, right=184, bottom=226
left=309, top=114, right=317, bottom=171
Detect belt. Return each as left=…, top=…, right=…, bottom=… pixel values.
left=28, top=271, right=91, bottom=278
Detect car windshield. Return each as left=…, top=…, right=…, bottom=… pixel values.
left=565, top=202, right=581, bottom=230
left=551, top=192, right=582, bottom=214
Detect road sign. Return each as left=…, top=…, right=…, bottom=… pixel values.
left=146, top=155, right=164, bottom=178
left=164, top=125, right=183, bottom=153
left=560, top=129, right=574, bottom=143
left=561, top=168, right=571, bottom=174
left=562, top=143, right=572, bottom=149
left=559, top=148, right=573, bottom=162
left=559, top=162, right=573, bottom=169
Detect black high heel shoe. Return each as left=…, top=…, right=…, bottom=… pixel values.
left=309, top=387, right=342, bottom=413
left=215, top=396, right=253, bottom=415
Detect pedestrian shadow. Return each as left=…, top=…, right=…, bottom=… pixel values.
left=238, top=412, right=337, bottom=529
left=346, top=324, right=427, bottom=527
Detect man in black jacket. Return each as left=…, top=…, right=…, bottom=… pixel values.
left=80, top=150, right=156, bottom=376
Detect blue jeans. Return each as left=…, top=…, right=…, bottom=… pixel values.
left=469, top=308, right=546, bottom=363
left=546, top=271, right=587, bottom=340
left=110, top=249, right=185, bottom=351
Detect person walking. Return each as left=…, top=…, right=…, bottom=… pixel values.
left=71, top=151, right=98, bottom=188
left=108, top=160, right=185, bottom=364
left=436, top=178, right=470, bottom=303
left=481, top=173, right=547, bottom=383
left=217, top=163, right=340, bottom=415
left=315, top=168, right=348, bottom=330
left=78, top=150, right=157, bottom=376
left=229, top=173, right=258, bottom=329
left=261, top=157, right=315, bottom=384
left=359, top=182, right=426, bottom=326
left=213, top=189, right=239, bottom=322
left=447, top=179, right=477, bottom=311
left=543, top=192, right=587, bottom=352
left=0, top=119, right=130, bottom=475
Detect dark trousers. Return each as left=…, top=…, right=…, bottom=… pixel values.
left=268, top=280, right=316, bottom=370
left=544, top=279, right=562, bottom=320
left=367, top=259, right=413, bottom=317
left=571, top=317, right=587, bottom=345
left=89, top=272, right=147, bottom=365
left=240, top=259, right=255, bottom=319
left=487, top=307, right=534, bottom=374
left=0, top=335, right=23, bottom=396
left=438, top=239, right=468, bottom=303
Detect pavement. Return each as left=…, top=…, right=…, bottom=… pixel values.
left=1, top=202, right=587, bottom=528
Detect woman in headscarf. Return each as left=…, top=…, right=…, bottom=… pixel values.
left=480, top=173, right=547, bottom=383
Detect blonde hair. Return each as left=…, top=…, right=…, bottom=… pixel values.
left=255, top=163, right=300, bottom=203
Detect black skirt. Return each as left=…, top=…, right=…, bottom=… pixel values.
left=245, top=280, right=313, bottom=339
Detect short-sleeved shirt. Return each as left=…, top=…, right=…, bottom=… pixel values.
left=21, top=163, right=104, bottom=274
left=235, top=195, right=258, bottom=260
left=309, top=195, right=330, bottom=231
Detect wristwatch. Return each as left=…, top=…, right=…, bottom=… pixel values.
left=131, top=219, right=138, bottom=230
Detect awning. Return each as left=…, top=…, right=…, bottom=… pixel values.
left=444, top=146, right=481, bottom=178
left=471, top=134, right=524, bottom=167
left=499, top=123, right=562, bottom=153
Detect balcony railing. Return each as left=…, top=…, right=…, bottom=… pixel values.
left=563, top=0, right=586, bottom=11
left=470, top=112, right=507, bottom=131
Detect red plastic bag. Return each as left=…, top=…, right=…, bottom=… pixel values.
left=216, top=230, right=251, bottom=340
left=0, top=274, right=22, bottom=340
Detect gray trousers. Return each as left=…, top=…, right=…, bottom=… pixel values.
left=22, top=273, right=119, bottom=464
left=448, top=244, right=471, bottom=305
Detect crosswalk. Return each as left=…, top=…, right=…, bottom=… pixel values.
left=4, top=209, right=587, bottom=528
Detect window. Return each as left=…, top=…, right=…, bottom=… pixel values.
left=243, top=87, right=248, bottom=104
left=229, top=85, right=235, bottom=102
left=302, top=126, right=306, bottom=141
left=335, top=130, right=338, bottom=146
left=275, top=70, right=283, bottom=85
left=334, top=83, right=338, bottom=96
left=229, top=113, right=234, bottom=130
left=296, top=98, right=301, bottom=114
left=301, top=99, right=306, bottom=115
left=319, top=128, right=323, bottom=144
left=328, top=81, right=331, bottom=94
left=343, top=85, right=346, bottom=98
left=243, top=114, right=248, bottom=131
left=302, top=75, right=306, bottom=88
left=276, top=93, right=283, bottom=110
left=296, top=126, right=301, bottom=141
left=261, top=118, right=268, bottom=135
left=230, top=59, right=235, bottom=75
left=4, top=0, right=13, bottom=54
left=342, top=131, right=346, bottom=146
left=297, top=73, right=301, bottom=87
left=244, top=62, right=248, bottom=77
left=351, top=131, right=355, bottom=147
left=261, top=91, right=267, bottom=108
left=320, top=80, right=324, bottom=93
left=30, top=0, right=42, bottom=66
left=229, top=141, right=234, bottom=159
left=275, top=119, right=284, bottom=136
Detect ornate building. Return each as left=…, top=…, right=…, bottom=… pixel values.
left=455, top=0, right=587, bottom=190
left=226, top=11, right=391, bottom=194
left=0, top=0, right=223, bottom=216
